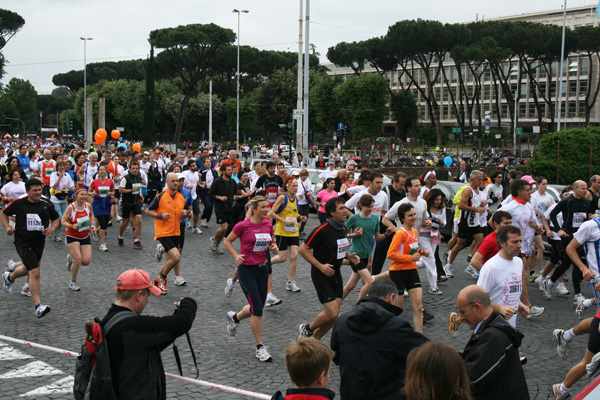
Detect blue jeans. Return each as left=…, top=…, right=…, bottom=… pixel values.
left=52, top=201, right=68, bottom=237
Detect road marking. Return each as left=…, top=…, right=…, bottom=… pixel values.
left=20, top=376, right=73, bottom=397
left=0, top=345, right=33, bottom=360
left=0, top=360, right=62, bottom=379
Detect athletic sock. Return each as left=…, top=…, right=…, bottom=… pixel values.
left=267, top=293, right=273, bottom=300
left=118, top=236, right=123, bottom=239
left=583, top=299, right=593, bottom=308
left=546, top=279, right=555, bottom=289
left=256, top=344, right=263, bottom=350
left=134, top=238, right=140, bottom=243
left=560, top=383, right=570, bottom=393
left=160, top=274, right=167, bottom=280
left=232, top=313, right=240, bottom=323
left=306, top=324, right=313, bottom=333
left=563, top=329, right=576, bottom=343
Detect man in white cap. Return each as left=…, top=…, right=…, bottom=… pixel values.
left=319, top=160, right=337, bottom=183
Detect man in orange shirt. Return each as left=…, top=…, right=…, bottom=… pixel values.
left=145, top=172, right=191, bottom=295
left=221, top=150, right=242, bottom=171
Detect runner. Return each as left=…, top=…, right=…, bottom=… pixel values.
left=253, top=161, right=283, bottom=208
left=182, top=159, right=202, bottom=233
left=62, top=188, right=95, bottom=291
left=87, top=164, right=115, bottom=251
left=420, top=189, right=447, bottom=295
left=48, top=160, right=74, bottom=242
left=224, top=195, right=278, bottom=362
left=117, top=161, right=144, bottom=249
left=298, top=197, right=362, bottom=340
left=316, top=178, right=339, bottom=224
left=530, top=176, right=555, bottom=280
left=1, top=178, right=60, bottom=318
left=1, top=169, right=26, bottom=204
left=209, top=164, right=236, bottom=254
left=198, top=157, right=218, bottom=228
left=38, top=149, right=56, bottom=198
left=146, top=172, right=191, bottom=295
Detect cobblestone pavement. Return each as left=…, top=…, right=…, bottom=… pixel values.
left=0, top=212, right=595, bottom=399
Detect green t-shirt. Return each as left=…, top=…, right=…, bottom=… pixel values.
left=345, top=213, right=380, bottom=259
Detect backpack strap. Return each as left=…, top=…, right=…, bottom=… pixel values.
left=103, top=311, right=137, bottom=335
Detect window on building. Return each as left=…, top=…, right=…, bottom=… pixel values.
left=579, top=101, right=586, bottom=118
left=484, top=69, right=491, bottom=82
left=569, top=81, right=578, bottom=97
left=519, top=103, right=527, bottom=118
left=568, top=101, right=577, bottom=118
left=538, top=82, right=547, bottom=97
left=580, top=80, right=588, bottom=96
left=580, top=58, right=589, bottom=76
left=539, top=103, right=546, bottom=118
left=528, top=103, right=537, bottom=118
left=501, top=103, right=509, bottom=119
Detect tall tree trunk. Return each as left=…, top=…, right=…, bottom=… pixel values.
left=173, top=90, right=193, bottom=145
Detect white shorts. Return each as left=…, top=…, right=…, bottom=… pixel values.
left=453, top=217, right=460, bottom=234
left=522, top=235, right=534, bottom=257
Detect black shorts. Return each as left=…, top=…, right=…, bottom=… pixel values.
left=275, top=235, right=299, bottom=251
left=549, top=239, right=565, bottom=265
left=192, top=199, right=201, bottom=214
left=311, top=267, right=343, bottom=304
left=158, top=236, right=180, bottom=252
left=66, top=236, right=91, bottom=246
left=350, top=258, right=369, bottom=273
left=588, top=317, right=600, bottom=354
left=179, top=223, right=186, bottom=248
left=122, top=203, right=142, bottom=218
left=389, top=269, right=422, bottom=292
left=96, top=214, right=110, bottom=230
left=457, top=222, right=483, bottom=240
left=215, top=211, right=232, bottom=225
left=15, top=245, right=44, bottom=271
left=114, top=189, right=120, bottom=199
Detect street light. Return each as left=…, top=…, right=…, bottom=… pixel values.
left=233, top=9, right=249, bottom=154
left=510, top=66, right=520, bottom=152
left=80, top=37, right=93, bottom=144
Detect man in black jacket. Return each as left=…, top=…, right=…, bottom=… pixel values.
left=209, top=163, right=236, bottom=254
left=330, top=278, right=428, bottom=400
left=102, top=269, right=197, bottom=400
left=458, top=285, right=529, bottom=400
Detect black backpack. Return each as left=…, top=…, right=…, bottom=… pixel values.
left=73, top=311, right=136, bottom=400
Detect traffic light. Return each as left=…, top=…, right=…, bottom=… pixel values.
left=67, top=120, right=74, bottom=131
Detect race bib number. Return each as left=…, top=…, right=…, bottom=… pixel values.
left=573, top=212, right=586, bottom=228
left=98, top=186, right=110, bottom=197
left=502, top=272, right=523, bottom=308
left=26, top=213, right=44, bottom=231
left=408, top=241, right=420, bottom=255
left=337, top=238, right=350, bottom=259
left=132, top=183, right=142, bottom=195
left=253, top=233, right=271, bottom=252
left=77, top=216, right=90, bottom=232
left=284, top=217, right=297, bottom=232
left=267, top=191, right=277, bottom=204
left=45, top=168, right=54, bottom=177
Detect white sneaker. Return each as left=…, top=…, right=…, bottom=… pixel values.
left=6, top=259, right=15, bottom=272
left=443, top=264, right=454, bottom=278
left=193, top=227, right=203, bottom=234
left=115, top=216, right=122, bottom=222
left=69, top=282, right=81, bottom=291
left=256, top=345, right=272, bottom=362
left=286, top=280, right=301, bottom=292
left=464, top=265, right=479, bottom=278
left=92, top=230, right=99, bottom=242
left=225, top=278, right=235, bottom=297
left=35, top=303, right=51, bottom=318
left=226, top=311, right=238, bottom=336
left=265, top=295, right=282, bottom=307
left=200, top=219, right=209, bottom=228
left=2, top=270, right=13, bottom=293
left=174, top=275, right=186, bottom=286
left=216, top=244, right=224, bottom=254
left=54, top=236, right=63, bottom=242
left=155, top=243, right=164, bottom=262
left=186, top=221, right=192, bottom=230
left=209, top=237, right=218, bottom=253
left=573, top=293, right=585, bottom=305
left=527, top=305, right=545, bottom=318
left=20, top=285, right=31, bottom=297
left=99, top=244, right=108, bottom=252
left=556, top=282, right=570, bottom=295
left=576, top=296, right=588, bottom=319
left=535, top=275, right=545, bottom=292
left=428, top=288, right=442, bottom=295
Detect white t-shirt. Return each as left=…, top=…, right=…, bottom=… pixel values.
left=83, top=163, right=99, bottom=187
left=479, top=190, right=489, bottom=227
left=1, top=181, right=26, bottom=200
left=387, top=196, right=428, bottom=234
left=574, top=219, right=600, bottom=277
left=182, top=170, right=200, bottom=200
left=501, top=198, right=536, bottom=239
left=319, top=168, right=337, bottom=181
left=531, top=191, right=555, bottom=226
left=345, top=189, right=389, bottom=218
left=484, top=183, right=504, bottom=211
left=477, top=253, right=523, bottom=327
left=347, top=184, right=367, bottom=196
left=297, top=178, right=313, bottom=206
left=49, top=172, right=74, bottom=203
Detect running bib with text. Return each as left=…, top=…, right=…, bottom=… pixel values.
left=45, top=168, right=54, bottom=177
left=573, top=212, right=586, bottom=228
left=284, top=217, right=297, bottom=232
left=26, top=214, right=43, bottom=231
left=132, top=183, right=142, bottom=195
left=408, top=241, right=420, bottom=255
left=77, top=216, right=90, bottom=232
left=253, top=233, right=271, bottom=252
left=98, top=186, right=110, bottom=197
left=502, top=272, right=523, bottom=308
left=337, top=238, right=350, bottom=259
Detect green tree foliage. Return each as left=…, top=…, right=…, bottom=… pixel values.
left=528, top=127, right=600, bottom=185
left=573, top=25, right=600, bottom=125
left=256, top=68, right=297, bottom=140
left=311, top=73, right=343, bottom=134
left=390, top=90, right=418, bottom=141
left=4, top=78, right=37, bottom=131
left=334, top=74, right=388, bottom=139
left=0, top=95, right=18, bottom=132
left=143, top=44, right=156, bottom=143
left=0, top=9, right=25, bottom=80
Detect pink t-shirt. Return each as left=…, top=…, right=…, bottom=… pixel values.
left=317, top=189, right=339, bottom=213
left=89, top=178, right=115, bottom=198
left=232, top=218, right=274, bottom=266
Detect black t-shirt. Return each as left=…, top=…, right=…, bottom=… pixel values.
left=234, top=181, right=250, bottom=208
left=588, top=189, right=600, bottom=216
left=305, top=221, right=349, bottom=273
left=550, top=196, right=591, bottom=236
left=2, top=197, right=59, bottom=247
left=255, top=174, right=283, bottom=207
left=121, top=173, right=143, bottom=206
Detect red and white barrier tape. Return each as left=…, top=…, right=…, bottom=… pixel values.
left=0, top=334, right=271, bottom=400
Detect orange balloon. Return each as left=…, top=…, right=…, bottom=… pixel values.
left=132, top=143, right=141, bottom=152
left=93, top=141, right=98, bottom=146
left=111, top=129, right=121, bottom=139
left=95, top=128, right=107, bottom=144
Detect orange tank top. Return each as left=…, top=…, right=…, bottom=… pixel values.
left=66, top=203, right=91, bottom=239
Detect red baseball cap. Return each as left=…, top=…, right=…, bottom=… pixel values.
left=116, top=269, right=162, bottom=295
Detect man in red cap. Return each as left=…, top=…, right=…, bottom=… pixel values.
left=100, top=269, right=197, bottom=399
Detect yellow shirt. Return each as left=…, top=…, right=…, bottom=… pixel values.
left=274, top=194, right=299, bottom=237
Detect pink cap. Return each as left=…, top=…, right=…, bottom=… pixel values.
left=116, top=269, right=162, bottom=295
left=521, top=175, right=536, bottom=184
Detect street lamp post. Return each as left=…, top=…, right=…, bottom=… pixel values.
left=233, top=9, right=249, bottom=154
left=510, top=66, right=520, bottom=153
left=80, top=37, right=93, bottom=144
left=557, top=0, right=567, bottom=131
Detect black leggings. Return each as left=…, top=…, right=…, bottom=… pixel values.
left=237, top=263, right=269, bottom=317
left=298, top=204, right=310, bottom=233
left=372, top=234, right=393, bottom=275
left=550, top=236, right=584, bottom=294
left=435, top=246, right=445, bottom=277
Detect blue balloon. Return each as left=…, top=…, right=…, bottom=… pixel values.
left=119, top=137, right=123, bottom=141
left=444, top=156, right=453, bottom=167
left=118, top=143, right=127, bottom=151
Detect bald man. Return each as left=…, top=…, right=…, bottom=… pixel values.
left=145, top=172, right=191, bottom=295
left=458, top=285, right=529, bottom=400
left=543, top=180, right=590, bottom=300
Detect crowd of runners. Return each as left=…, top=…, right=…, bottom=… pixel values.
left=2, top=139, right=600, bottom=398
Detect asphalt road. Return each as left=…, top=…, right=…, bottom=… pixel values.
left=0, top=211, right=595, bottom=399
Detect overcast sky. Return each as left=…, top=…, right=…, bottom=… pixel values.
left=2, top=0, right=598, bottom=94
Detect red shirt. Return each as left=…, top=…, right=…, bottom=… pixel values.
left=476, top=231, right=499, bottom=265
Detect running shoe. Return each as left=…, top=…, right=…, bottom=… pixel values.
left=535, top=275, right=545, bottom=292
left=527, top=305, right=545, bottom=318
left=20, top=285, right=31, bottom=297
left=154, top=275, right=167, bottom=295
left=224, top=278, right=235, bottom=297
left=442, top=251, right=448, bottom=262
left=226, top=311, right=238, bottom=336
left=209, top=237, right=218, bottom=253
left=185, top=221, right=192, bottom=230
left=542, top=279, right=552, bottom=300
left=556, top=282, right=570, bottom=295
left=200, top=219, right=209, bottom=228
left=448, top=312, right=460, bottom=337
left=256, top=345, right=273, bottom=362
left=118, top=237, right=124, bottom=247
left=265, top=295, right=282, bottom=307
left=174, top=276, right=186, bottom=286
left=443, top=264, right=454, bottom=278
left=551, top=383, right=567, bottom=399
left=464, top=265, right=479, bottom=279
left=115, top=215, right=122, bottom=222
left=193, top=227, right=203, bottom=234
left=6, top=259, right=15, bottom=272
left=437, top=275, right=448, bottom=283
left=155, top=243, right=164, bottom=262
left=428, top=288, right=442, bottom=295
left=573, top=293, right=584, bottom=305
left=67, top=254, right=72, bottom=272
left=216, top=244, right=224, bottom=254
left=2, top=270, right=13, bottom=293
left=423, top=310, right=435, bottom=322
left=466, top=255, right=472, bottom=263
left=286, top=280, right=301, bottom=292
left=92, top=230, right=99, bottom=242
left=53, top=236, right=63, bottom=242
left=69, top=282, right=81, bottom=291
left=553, top=329, right=568, bottom=360
left=99, top=244, right=108, bottom=252
left=298, top=323, right=313, bottom=339
left=528, top=272, right=541, bottom=283
left=403, top=290, right=409, bottom=297
left=133, top=241, right=143, bottom=249
left=35, top=303, right=51, bottom=319
left=576, top=296, right=588, bottom=320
